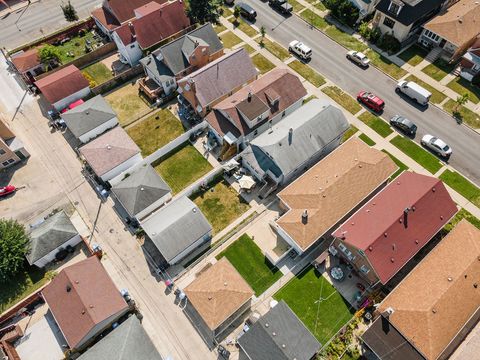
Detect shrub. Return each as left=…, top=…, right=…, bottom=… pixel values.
left=370, top=27, right=382, bottom=44
left=324, top=0, right=359, bottom=27
left=358, top=22, right=371, bottom=40
left=378, top=33, right=401, bottom=54
left=39, top=45, right=61, bottom=65
left=0, top=219, right=30, bottom=283
left=472, top=72, right=480, bottom=87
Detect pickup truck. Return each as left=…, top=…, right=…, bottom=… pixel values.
left=268, top=0, right=293, bottom=14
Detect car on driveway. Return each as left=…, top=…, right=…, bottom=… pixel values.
left=390, top=115, right=417, bottom=136
left=346, top=51, right=370, bottom=67
left=357, top=91, right=385, bottom=113
left=421, top=134, right=452, bottom=159
left=289, top=40, right=312, bottom=61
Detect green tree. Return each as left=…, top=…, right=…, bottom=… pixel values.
left=233, top=5, right=241, bottom=23
left=188, top=0, right=220, bottom=24
left=324, top=0, right=359, bottom=27
left=455, top=93, right=469, bottom=111
left=259, top=26, right=266, bottom=47
left=0, top=219, right=30, bottom=283
left=358, top=22, right=371, bottom=40
left=39, top=45, right=61, bottom=67
left=61, top=1, right=79, bottom=22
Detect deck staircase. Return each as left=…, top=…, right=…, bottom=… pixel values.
left=425, top=47, right=443, bottom=63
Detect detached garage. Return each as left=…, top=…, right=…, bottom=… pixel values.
left=26, top=211, right=81, bottom=268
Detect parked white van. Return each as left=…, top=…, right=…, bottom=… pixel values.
left=289, top=40, right=312, bottom=61
left=395, top=80, right=432, bottom=106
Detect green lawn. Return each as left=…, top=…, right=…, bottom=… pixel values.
left=288, top=60, right=326, bottom=87
left=153, top=144, right=213, bottom=194
left=447, top=77, right=480, bottom=104
left=127, top=109, right=184, bottom=156
left=440, top=169, right=480, bottom=207
left=322, top=86, right=361, bottom=114
left=221, top=5, right=233, bottom=18
left=444, top=208, right=480, bottom=232
left=325, top=26, right=367, bottom=52
left=390, top=135, right=442, bottom=174
left=381, top=150, right=408, bottom=180
left=105, top=82, right=151, bottom=126
left=213, top=23, right=227, bottom=34
left=398, top=45, right=428, bottom=66
left=358, top=133, right=375, bottom=146
left=289, top=0, right=305, bottom=12
left=0, top=267, right=48, bottom=313
left=358, top=112, right=393, bottom=137
left=257, top=38, right=290, bottom=61
left=274, top=266, right=355, bottom=344
left=300, top=9, right=329, bottom=30
left=252, top=53, right=275, bottom=75
left=192, top=179, right=250, bottom=235
left=54, top=32, right=98, bottom=64
left=421, top=59, right=454, bottom=81
left=367, top=50, right=407, bottom=80
left=405, top=75, right=446, bottom=104
left=229, top=17, right=259, bottom=37
left=443, top=99, right=480, bottom=129
left=81, top=62, right=113, bottom=87
left=242, top=44, right=256, bottom=54
left=342, top=125, right=358, bottom=142
left=216, top=234, right=282, bottom=296
left=303, top=94, right=318, bottom=104
left=219, top=30, right=243, bottom=48
left=314, top=1, right=327, bottom=11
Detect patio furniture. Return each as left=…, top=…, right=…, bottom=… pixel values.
left=330, top=266, right=345, bottom=281
left=238, top=175, right=256, bottom=190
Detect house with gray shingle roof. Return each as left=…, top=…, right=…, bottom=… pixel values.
left=110, top=163, right=172, bottom=222
left=77, top=316, right=163, bottom=360
left=139, top=23, right=224, bottom=99
left=61, top=95, right=118, bottom=143
left=140, top=196, right=212, bottom=266
left=26, top=211, right=81, bottom=268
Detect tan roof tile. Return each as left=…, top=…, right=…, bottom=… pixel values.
left=11, top=48, right=40, bottom=73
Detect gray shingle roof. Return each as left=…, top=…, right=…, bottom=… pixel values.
left=141, top=196, right=212, bottom=263
left=140, top=23, right=223, bottom=81
left=111, top=164, right=171, bottom=217
left=242, top=99, right=349, bottom=178
left=61, top=95, right=117, bottom=138
left=238, top=300, right=321, bottom=360
left=77, top=316, right=163, bottom=360
left=26, top=211, right=78, bottom=264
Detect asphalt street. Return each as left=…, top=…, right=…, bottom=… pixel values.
left=242, top=0, right=480, bottom=186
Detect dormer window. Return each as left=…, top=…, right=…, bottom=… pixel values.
left=387, top=1, right=402, bottom=16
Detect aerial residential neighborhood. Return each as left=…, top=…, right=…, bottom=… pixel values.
left=1, top=0, right=480, bottom=359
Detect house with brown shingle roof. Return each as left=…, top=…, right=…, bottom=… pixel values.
left=42, top=256, right=129, bottom=351
left=34, top=65, right=90, bottom=111
left=79, top=126, right=142, bottom=182
left=419, top=0, right=480, bottom=61
left=9, top=48, right=46, bottom=84
left=331, top=171, right=458, bottom=286
left=206, top=69, right=307, bottom=160
left=275, top=138, right=398, bottom=257
left=112, top=0, right=190, bottom=66
left=361, top=219, right=480, bottom=360
left=184, top=258, right=254, bottom=343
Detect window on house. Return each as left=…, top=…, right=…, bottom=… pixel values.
left=388, top=2, right=401, bottom=15
left=358, top=249, right=365, bottom=257
left=360, top=265, right=370, bottom=274
left=7, top=159, right=14, bottom=164
left=424, top=30, right=440, bottom=42
left=383, top=17, right=395, bottom=29
left=0, top=149, right=5, bottom=155
left=253, top=129, right=258, bottom=136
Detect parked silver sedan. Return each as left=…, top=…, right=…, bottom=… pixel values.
left=421, top=134, right=452, bottom=159
left=346, top=51, right=370, bottom=67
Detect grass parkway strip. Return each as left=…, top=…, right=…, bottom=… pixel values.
left=439, top=169, right=480, bottom=208
left=390, top=135, right=442, bottom=174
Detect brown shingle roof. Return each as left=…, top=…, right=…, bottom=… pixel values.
left=91, top=7, right=121, bottom=31
left=10, top=48, right=41, bottom=73
left=34, top=65, right=89, bottom=105
left=79, top=127, right=140, bottom=177
left=276, top=138, right=397, bottom=251
left=184, top=258, right=254, bottom=330
left=104, top=0, right=167, bottom=23
left=42, top=256, right=128, bottom=349
left=378, top=220, right=480, bottom=360
left=424, top=0, right=480, bottom=46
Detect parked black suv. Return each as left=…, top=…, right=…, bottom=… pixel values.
left=237, top=2, right=257, bottom=21
left=390, top=115, right=417, bottom=136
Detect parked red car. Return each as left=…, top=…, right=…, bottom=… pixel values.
left=357, top=90, right=385, bottom=113
left=0, top=185, right=16, bottom=197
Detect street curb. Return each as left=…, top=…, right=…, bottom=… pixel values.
left=0, top=0, right=40, bottom=18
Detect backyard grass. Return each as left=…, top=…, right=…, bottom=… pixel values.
left=421, top=59, right=454, bottom=81
left=54, top=32, right=96, bottom=64
left=322, top=86, right=361, bottom=114
left=242, top=44, right=256, bottom=55
left=303, top=94, right=318, bottom=104
left=342, top=125, right=358, bottom=142
left=81, top=62, right=113, bottom=86
left=213, top=23, right=227, bottom=34
left=153, top=144, right=213, bottom=194
left=381, top=149, right=408, bottom=180
left=324, top=26, right=367, bottom=52
left=105, top=82, right=150, bottom=126
left=358, top=112, right=393, bottom=138
left=397, top=45, right=428, bottom=66
left=366, top=50, right=407, bottom=80
left=127, top=109, right=184, bottom=156
left=274, top=266, right=355, bottom=344
left=405, top=75, right=446, bottom=104
left=443, top=99, right=480, bottom=129
left=256, top=38, right=290, bottom=61
left=0, top=267, right=48, bottom=313
left=219, top=30, right=243, bottom=48
left=447, top=77, right=480, bottom=104
left=229, top=17, right=259, bottom=37
left=289, top=0, right=305, bottom=12
left=300, top=9, right=329, bottom=30
left=439, top=169, right=480, bottom=207
left=444, top=208, right=480, bottom=232
left=192, top=179, right=250, bottom=235
left=216, top=234, right=282, bottom=296
left=358, top=133, right=376, bottom=146
left=288, top=60, right=326, bottom=87
left=252, top=53, right=275, bottom=75
left=390, top=135, right=442, bottom=174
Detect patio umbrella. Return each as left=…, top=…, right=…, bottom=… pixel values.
left=222, top=158, right=239, bottom=172
left=238, top=175, right=256, bottom=190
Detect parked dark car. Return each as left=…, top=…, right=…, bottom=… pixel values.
left=237, top=2, right=257, bottom=20
left=390, top=115, right=417, bottom=136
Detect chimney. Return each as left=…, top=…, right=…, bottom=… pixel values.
left=302, top=209, right=308, bottom=224
left=403, top=207, right=409, bottom=228
left=247, top=91, right=252, bottom=102
left=288, top=128, right=293, bottom=145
